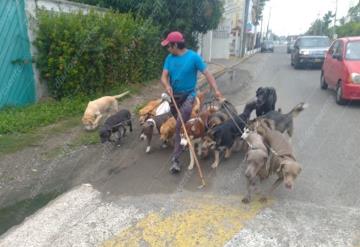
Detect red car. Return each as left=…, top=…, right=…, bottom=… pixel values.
left=321, top=36, right=360, bottom=105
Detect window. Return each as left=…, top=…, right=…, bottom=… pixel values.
left=329, top=41, right=339, bottom=55
left=346, top=41, right=360, bottom=60
left=333, top=41, right=343, bottom=56
left=299, top=37, right=330, bottom=48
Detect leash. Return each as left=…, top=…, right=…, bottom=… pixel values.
left=218, top=97, right=279, bottom=157
left=170, top=94, right=206, bottom=189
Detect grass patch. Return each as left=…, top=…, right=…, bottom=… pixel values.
left=0, top=132, right=42, bottom=155
left=0, top=80, right=157, bottom=155
left=71, top=130, right=99, bottom=146
left=0, top=84, right=138, bottom=135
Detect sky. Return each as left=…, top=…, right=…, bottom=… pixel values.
left=260, top=0, right=358, bottom=36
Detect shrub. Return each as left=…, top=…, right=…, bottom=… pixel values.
left=34, top=10, right=164, bottom=99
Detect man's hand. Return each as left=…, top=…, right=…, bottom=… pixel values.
left=214, top=89, right=224, bottom=101
left=165, top=85, right=173, bottom=97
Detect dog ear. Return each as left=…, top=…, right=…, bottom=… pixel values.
left=276, top=162, right=286, bottom=173
left=256, top=87, right=263, bottom=96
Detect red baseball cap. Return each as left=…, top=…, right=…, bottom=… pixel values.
left=161, top=31, right=185, bottom=46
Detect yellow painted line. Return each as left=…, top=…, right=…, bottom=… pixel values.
left=102, top=196, right=270, bottom=247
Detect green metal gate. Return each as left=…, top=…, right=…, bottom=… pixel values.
left=0, top=0, right=35, bottom=109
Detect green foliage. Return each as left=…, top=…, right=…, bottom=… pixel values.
left=34, top=10, right=164, bottom=99
left=305, top=11, right=335, bottom=36
left=305, top=3, right=360, bottom=38
left=347, top=2, right=360, bottom=22
left=0, top=96, right=87, bottom=134
left=254, top=0, right=269, bottom=25
left=69, top=0, right=223, bottom=49
left=337, top=21, right=360, bottom=37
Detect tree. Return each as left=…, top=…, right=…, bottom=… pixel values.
left=69, top=0, right=223, bottom=49
left=305, top=11, right=335, bottom=36
left=253, top=0, right=269, bottom=25
left=347, top=1, right=360, bottom=22
left=322, top=11, right=335, bottom=29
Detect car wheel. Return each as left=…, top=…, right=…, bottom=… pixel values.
left=294, top=59, right=301, bottom=69
left=336, top=82, right=346, bottom=105
left=320, top=73, right=328, bottom=90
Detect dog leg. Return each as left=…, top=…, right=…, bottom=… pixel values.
left=146, top=132, right=153, bottom=153
left=129, top=120, right=133, bottom=132
left=188, top=149, right=194, bottom=170
left=211, top=150, right=220, bottom=168
left=224, top=148, right=232, bottom=159
left=259, top=177, right=283, bottom=203
left=122, top=125, right=127, bottom=137
left=242, top=177, right=257, bottom=204
left=92, top=114, right=103, bottom=129
left=161, top=141, right=168, bottom=149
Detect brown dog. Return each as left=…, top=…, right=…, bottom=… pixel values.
left=241, top=128, right=269, bottom=204
left=82, top=91, right=129, bottom=131
left=251, top=119, right=302, bottom=202
left=138, top=99, right=162, bottom=125
left=159, top=117, right=176, bottom=145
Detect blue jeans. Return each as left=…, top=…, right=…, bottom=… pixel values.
left=170, top=93, right=195, bottom=162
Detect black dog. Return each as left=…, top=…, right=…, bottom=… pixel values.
left=99, top=109, right=132, bottom=144
left=202, top=108, right=251, bottom=168
left=244, top=87, right=277, bottom=117
left=255, top=102, right=307, bottom=137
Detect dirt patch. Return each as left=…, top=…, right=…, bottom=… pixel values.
left=0, top=80, right=166, bottom=208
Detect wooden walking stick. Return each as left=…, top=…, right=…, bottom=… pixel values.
left=170, top=94, right=206, bottom=188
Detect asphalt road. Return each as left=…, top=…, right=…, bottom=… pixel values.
left=2, top=46, right=360, bottom=247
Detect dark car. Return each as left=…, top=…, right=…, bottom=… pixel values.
left=291, top=36, right=331, bottom=69
left=287, top=40, right=295, bottom=53
left=261, top=40, right=274, bottom=53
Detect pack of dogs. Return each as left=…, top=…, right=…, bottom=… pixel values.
left=81, top=86, right=307, bottom=203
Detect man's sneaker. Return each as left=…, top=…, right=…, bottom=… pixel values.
left=170, top=159, right=181, bottom=174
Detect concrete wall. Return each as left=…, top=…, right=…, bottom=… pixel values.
left=24, top=0, right=106, bottom=100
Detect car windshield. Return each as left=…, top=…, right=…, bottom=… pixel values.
left=346, top=41, right=360, bottom=60
left=299, top=37, right=330, bottom=47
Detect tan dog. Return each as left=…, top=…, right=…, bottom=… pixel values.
left=138, top=99, right=162, bottom=125
left=252, top=119, right=302, bottom=202
left=159, top=117, right=176, bottom=145
left=82, top=91, right=129, bottom=131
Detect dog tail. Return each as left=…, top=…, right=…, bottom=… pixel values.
left=113, top=91, right=130, bottom=99
left=289, top=102, right=308, bottom=117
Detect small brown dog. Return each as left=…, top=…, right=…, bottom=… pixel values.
left=159, top=116, right=176, bottom=145
left=138, top=99, right=162, bottom=125
left=82, top=91, right=129, bottom=131
left=249, top=119, right=302, bottom=203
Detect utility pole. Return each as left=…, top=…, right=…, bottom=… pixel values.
left=241, top=0, right=251, bottom=57
left=259, top=15, right=264, bottom=46
left=266, top=6, right=272, bottom=40
left=333, top=0, right=338, bottom=39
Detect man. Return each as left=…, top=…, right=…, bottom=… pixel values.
left=160, top=31, right=223, bottom=174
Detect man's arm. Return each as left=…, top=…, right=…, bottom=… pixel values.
left=202, top=69, right=223, bottom=99
left=161, top=69, right=173, bottom=96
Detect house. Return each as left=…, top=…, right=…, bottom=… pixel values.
left=199, top=0, right=246, bottom=61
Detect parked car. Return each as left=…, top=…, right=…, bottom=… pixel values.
left=291, top=36, right=331, bottom=69
left=287, top=40, right=295, bottom=53
left=321, top=36, right=360, bottom=105
left=261, top=40, right=274, bottom=52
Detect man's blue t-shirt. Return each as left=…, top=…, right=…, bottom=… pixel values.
left=163, top=49, right=207, bottom=95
